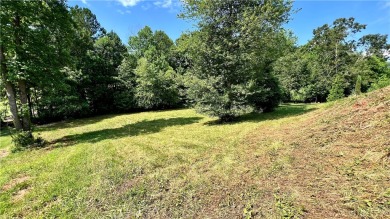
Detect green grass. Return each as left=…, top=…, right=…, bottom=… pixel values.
left=0, top=104, right=318, bottom=218
left=1, top=97, right=389, bottom=218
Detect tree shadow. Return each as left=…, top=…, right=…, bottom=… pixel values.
left=0, top=128, right=11, bottom=137
left=204, top=104, right=318, bottom=126
left=50, top=117, right=202, bottom=147
left=36, top=114, right=123, bottom=133
left=36, top=108, right=189, bottom=133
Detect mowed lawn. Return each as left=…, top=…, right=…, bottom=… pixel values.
left=0, top=104, right=317, bottom=218
left=1, top=97, right=389, bottom=218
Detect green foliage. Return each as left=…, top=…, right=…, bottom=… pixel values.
left=327, top=75, right=345, bottom=101
left=1, top=0, right=75, bottom=130
left=11, top=131, right=34, bottom=149
left=10, top=130, right=45, bottom=151
left=128, top=26, right=174, bottom=59
left=273, top=50, right=311, bottom=102
left=81, top=31, right=127, bottom=114
left=273, top=17, right=390, bottom=102
left=35, top=68, right=90, bottom=122
left=181, top=0, right=292, bottom=120
left=309, top=18, right=365, bottom=99
left=274, top=193, right=305, bottom=218
left=127, top=27, right=180, bottom=110
left=243, top=202, right=254, bottom=219
left=0, top=100, right=8, bottom=122
left=355, top=75, right=362, bottom=95
left=2, top=0, right=389, bottom=131
left=368, top=75, right=390, bottom=92
left=358, top=34, right=390, bottom=60
left=134, top=56, right=180, bottom=109
left=114, top=55, right=138, bottom=111
left=185, top=75, right=253, bottom=121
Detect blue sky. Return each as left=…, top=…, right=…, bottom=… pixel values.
left=68, top=0, right=390, bottom=45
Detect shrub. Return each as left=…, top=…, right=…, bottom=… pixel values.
left=368, top=75, right=390, bottom=92
left=327, top=75, right=345, bottom=102
left=11, top=130, right=46, bottom=152
left=355, top=75, right=362, bottom=95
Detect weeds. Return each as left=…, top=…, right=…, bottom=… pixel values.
left=274, top=192, right=304, bottom=218
left=10, top=130, right=45, bottom=152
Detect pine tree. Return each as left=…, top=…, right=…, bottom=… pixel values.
left=327, top=75, right=345, bottom=101
left=355, top=75, right=362, bottom=95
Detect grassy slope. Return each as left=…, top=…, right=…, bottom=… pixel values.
left=0, top=87, right=389, bottom=218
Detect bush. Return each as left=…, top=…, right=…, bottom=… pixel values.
left=355, top=75, right=362, bottom=95
left=11, top=130, right=46, bottom=152
left=248, top=76, right=282, bottom=113
left=113, top=90, right=137, bottom=112
left=327, top=75, right=345, bottom=102
left=368, top=75, right=390, bottom=92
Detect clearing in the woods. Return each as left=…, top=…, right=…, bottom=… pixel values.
left=0, top=87, right=389, bottom=218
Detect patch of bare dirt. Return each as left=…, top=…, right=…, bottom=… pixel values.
left=11, top=187, right=31, bottom=202
left=2, top=175, right=32, bottom=202
left=0, top=149, right=9, bottom=159
left=1, top=175, right=30, bottom=191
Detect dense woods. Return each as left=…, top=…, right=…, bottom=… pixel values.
left=1, top=0, right=389, bottom=144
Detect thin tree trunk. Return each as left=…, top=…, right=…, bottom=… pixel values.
left=14, top=12, right=32, bottom=131
left=34, top=88, right=40, bottom=119
left=18, top=80, right=31, bottom=131
left=0, top=46, right=23, bottom=130
left=27, top=91, right=33, bottom=120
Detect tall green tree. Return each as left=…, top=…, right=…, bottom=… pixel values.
left=30, top=5, right=104, bottom=123
left=358, top=34, right=390, bottom=60
left=327, top=74, right=346, bottom=101
left=126, top=27, right=180, bottom=109
left=69, top=6, right=106, bottom=70
left=134, top=55, right=180, bottom=109
left=309, top=17, right=366, bottom=100
left=1, top=0, right=74, bottom=131
left=115, top=54, right=138, bottom=111
left=85, top=31, right=127, bottom=113
left=273, top=49, right=312, bottom=102
left=181, top=0, right=293, bottom=120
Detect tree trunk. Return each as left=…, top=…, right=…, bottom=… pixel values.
left=0, top=46, right=23, bottom=130
left=27, top=91, right=33, bottom=120
left=13, top=12, right=32, bottom=131
left=34, top=88, right=40, bottom=119
left=18, top=80, right=31, bottom=131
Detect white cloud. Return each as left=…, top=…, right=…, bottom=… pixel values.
left=116, top=0, right=143, bottom=7
left=117, top=9, right=132, bottom=15
left=81, top=0, right=88, bottom=4
left=114, top=0, right=180, bottom=11
left=383, top=1, right=390, bottom=9
left=154, top=0, right=172, bottom=8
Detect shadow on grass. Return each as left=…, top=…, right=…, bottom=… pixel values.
left=36, top=108, right=189, bottom=133
left=205, top=104, right=318, bottom=125
left=36, top=114, right=121, bottom=133
left=0, top=128, right=11, bottom=137
left=51, top=117, right=202, bottom=147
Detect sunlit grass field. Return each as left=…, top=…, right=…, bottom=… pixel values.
left=0, top=104, right=318, bottom=218
left=1, top=90, right=389, bottom=218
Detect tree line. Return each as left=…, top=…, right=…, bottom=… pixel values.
left=1, top=0, right=389, bottom=146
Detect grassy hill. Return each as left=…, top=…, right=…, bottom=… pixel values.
left=0, top=87, right=389, bottom=218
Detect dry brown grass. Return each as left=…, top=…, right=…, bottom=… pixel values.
left=212, top=86, right=390, bottom=218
